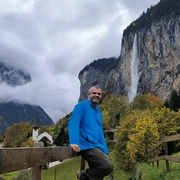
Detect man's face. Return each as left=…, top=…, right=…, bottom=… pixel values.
left=88, top=87, right=102, bottom=104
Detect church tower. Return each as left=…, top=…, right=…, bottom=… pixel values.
left=32, top=112, right=40, bottom=142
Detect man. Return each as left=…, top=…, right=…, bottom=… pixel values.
left=68, top=86, right=113, bottom=180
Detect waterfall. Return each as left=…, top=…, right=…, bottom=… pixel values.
left=128, top=34, right=139, bottom=102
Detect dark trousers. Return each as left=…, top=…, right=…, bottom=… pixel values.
left=80, top=148, right=114, bottom=180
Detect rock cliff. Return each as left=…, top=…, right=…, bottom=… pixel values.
left=0, top=62, right=31, bottom=86
left=78, top=57, right=119, bottom=101
left=116, top=15, right=180, bottom=102
left=78, top=0, right=180, bottom=102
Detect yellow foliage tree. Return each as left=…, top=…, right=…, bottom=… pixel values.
left=115, top=109, right=159, bottom=170
left=127, top=114, right=159, bottom=164
left=153, top=107, right=178, bottom=138
left=4, top=122, right=32, bottom=147
left=115, top=93, right=180, bottom=171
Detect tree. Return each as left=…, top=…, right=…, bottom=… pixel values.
left=130, top=93, right=164, bottom=111
left=127, top=114, right=159, bottom=164
left=100, top=95, right=128, bottom=129
left=114, top=109, right=159, bottom=171
left=54, top=125, right=68, bottom=146
left=165, top=89, right=180, bottom=111
left=4, top=122, right=33, bottom=147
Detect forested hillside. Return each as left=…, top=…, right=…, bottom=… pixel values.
left=0, top=102, right=54, bottom=134
left=124, top=0, right=180, bottom=35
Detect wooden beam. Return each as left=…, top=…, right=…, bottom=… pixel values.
left=163, top=134, right=180, bottom=143
left=148, top=155, right=180, bottom=163
left=0, top=146, right=74, bottom=174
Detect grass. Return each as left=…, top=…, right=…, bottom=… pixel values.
left=0, top=171, right=19, bottom=180
left=135, top=152, right=180, bottom=180
left=42, top=155, right=131, bottom=180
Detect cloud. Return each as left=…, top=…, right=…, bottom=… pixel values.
left=0, top=0, right=160, bottom=122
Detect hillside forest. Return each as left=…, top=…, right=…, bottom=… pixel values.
left=1, top=90, right=180, bottom=172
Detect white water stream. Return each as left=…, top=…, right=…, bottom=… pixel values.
left=128, top=34, right=140, bottom=102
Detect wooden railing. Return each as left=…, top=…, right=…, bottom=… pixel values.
left=148, top=134, right=180, bottom=171
left=0, top=142, right=75, bottom=180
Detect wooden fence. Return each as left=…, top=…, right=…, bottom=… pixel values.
left=148, top=134, right=180, bottom=171
left=0, top=142, right=75, bottom=180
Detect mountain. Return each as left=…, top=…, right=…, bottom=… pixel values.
left=0, top=62, right=54, bottom=134
left=0, top=62, right=31, bottom=86
left=0, top=102, right=53, bottom=134
left=78, top=0, right=180, bottom=102
left=79, top=57, right=119, bottom=101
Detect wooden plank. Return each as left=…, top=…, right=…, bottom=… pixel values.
left=0, top=146, right=74, bottom=174
left=163, top=134, right=180, bottom=143
left=164, top=155, right=180, bottom=163
left=148, top=155, right=180, bottom=163
left=148, top=134, right=180, bottom=152
left=148, top=155, right=165, bottom=163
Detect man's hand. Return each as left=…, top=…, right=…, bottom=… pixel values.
left=70, top=144, right=81, bottom=152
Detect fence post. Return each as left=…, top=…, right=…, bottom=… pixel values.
left=156, top=148, right=159, bottom=168
left=80, top=156, right=85, bottom=170
left=164, top=142, right=170, bottom=171
left=31, top=142, right=44, bottom=180
left=152, top=151, right=155, bottom=167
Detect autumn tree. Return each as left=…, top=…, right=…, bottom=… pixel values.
left=130, top=93, right=164, bottom=111
left=114, top=109, right=159, bottom=171
left=114, top=93, right=180, bottom=171
left=4, top=122, right=33, bottom=147
left=100, top=95, right=128, bottom=129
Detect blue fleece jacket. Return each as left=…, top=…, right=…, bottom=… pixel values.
left=68, top=99, right=108, bottom=154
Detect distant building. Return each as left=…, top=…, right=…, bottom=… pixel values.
left=38, top=132, right=53, bottom=144
left=32, top=112, right=53, bottom=145
left=32, top=113, right=40, bottom=142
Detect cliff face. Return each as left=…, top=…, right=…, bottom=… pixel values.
left=115, top=15, right=180, bottom=101
left=78, top=57, right=119, bottom=101
left=78, top=2, right=180, bottom=102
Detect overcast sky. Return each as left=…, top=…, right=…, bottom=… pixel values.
left=0, top=0, right=160, bottom=123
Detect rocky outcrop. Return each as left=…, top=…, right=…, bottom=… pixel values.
left=78, top=57, right=119, bottom=101
left=113, top=15, right=180, bottom=101
left=0, top=62, right=31, bottom=86
left=78, top=0, right=180, bottom=102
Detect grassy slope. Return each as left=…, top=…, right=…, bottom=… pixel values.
left=135, top=152, right=180, bottom=180
left=0, top=172, right=18, bottom=180
left=42, top=155, right=131, bottom=180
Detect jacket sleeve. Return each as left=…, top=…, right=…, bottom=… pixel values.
left=68, top=103, right=84, bottom=145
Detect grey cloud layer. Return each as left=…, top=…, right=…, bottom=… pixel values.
left=0, top=0, right=160, bottom=122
